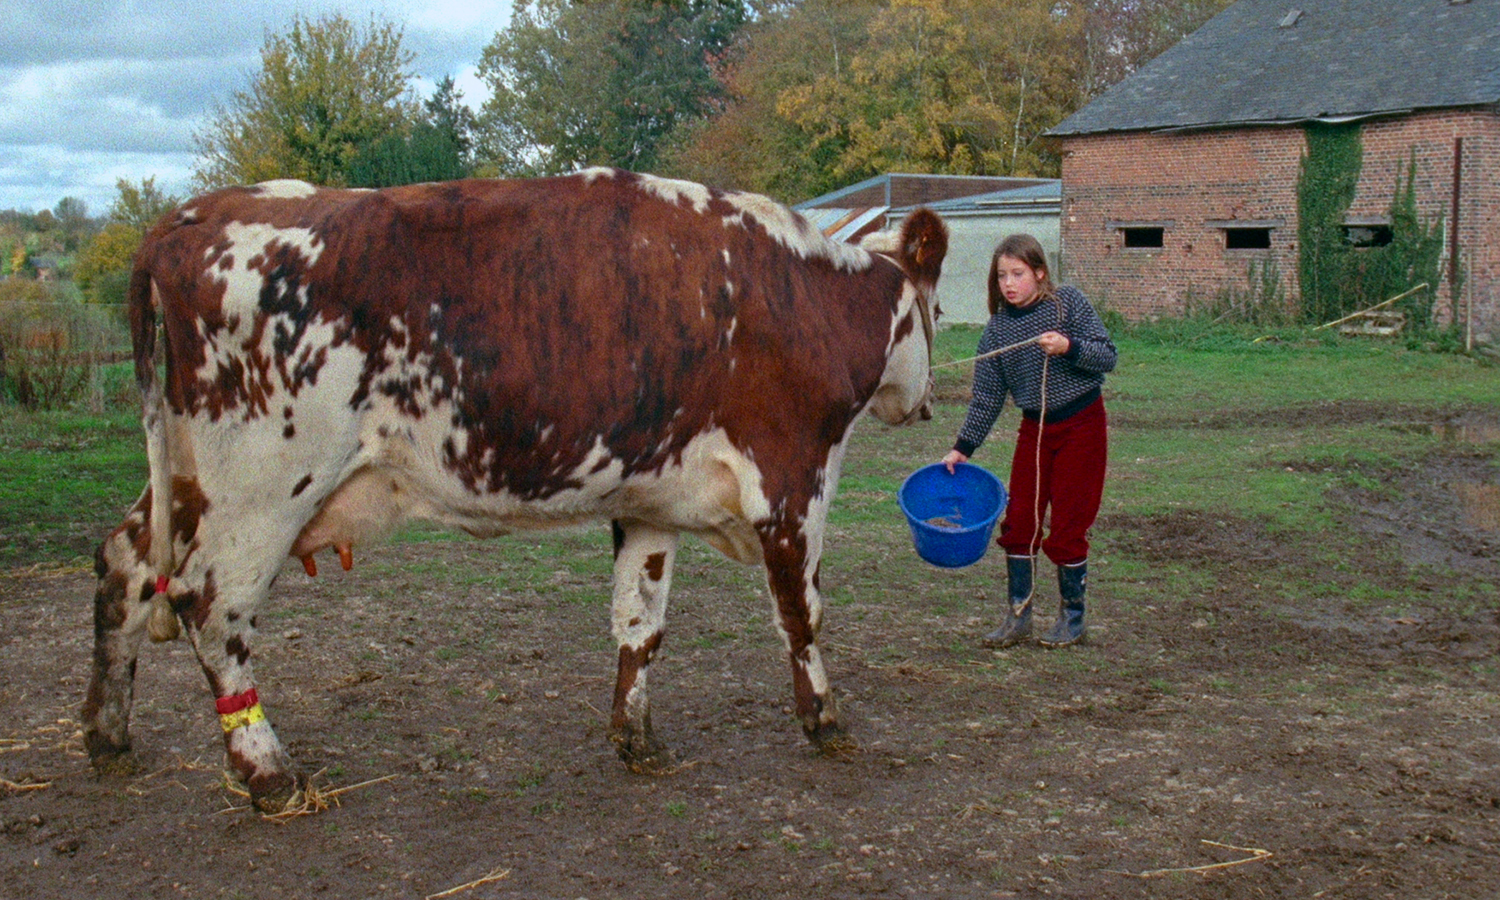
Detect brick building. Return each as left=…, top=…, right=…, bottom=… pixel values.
left=1049, top=0, right=1498, bottom=344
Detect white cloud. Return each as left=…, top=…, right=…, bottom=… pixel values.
left=0, top=144, right=196, bottom=217
left=0, top=0, right=513, bottom=214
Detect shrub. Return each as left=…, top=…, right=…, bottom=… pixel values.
left=0, top=281, right=131, bottom=411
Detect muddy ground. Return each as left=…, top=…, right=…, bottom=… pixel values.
left=1, top=400, right=1496, bottom=899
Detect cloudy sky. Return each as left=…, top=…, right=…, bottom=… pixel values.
left=1, top=1, right=515, bottom=216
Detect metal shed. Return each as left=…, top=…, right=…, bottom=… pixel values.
left=795, top=174, right=1061, bottom=325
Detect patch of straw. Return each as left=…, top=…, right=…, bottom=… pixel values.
left=1, top=561, right=91, bottom=580
left=425, top=867, right=511, bottom=899
left=1, top=777, right=51, bottom=792
left=956, top=800, right=1009, bottom=820
left=1112, top=840, right=1272, bottom=878
left=217, top=771, right=397, bottom=819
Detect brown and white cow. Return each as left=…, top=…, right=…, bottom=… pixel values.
left=82, top=168, right=946, bottom=812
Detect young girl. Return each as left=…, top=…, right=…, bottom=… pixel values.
left=941, top=234, right=1117, bottom=648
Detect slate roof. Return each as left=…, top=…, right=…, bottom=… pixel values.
left=1050, top=0, right=1500, bottom=137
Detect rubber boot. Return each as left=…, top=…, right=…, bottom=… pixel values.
left=1039, top=561, right=1087, bottom=648
left=982, top=555, right=1034, bottom=647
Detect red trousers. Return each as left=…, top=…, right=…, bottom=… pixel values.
left=998, top=397, right=1107, bottom=565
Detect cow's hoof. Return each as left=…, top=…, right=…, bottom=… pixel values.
left=87, top=747, right=142, bottom=777
left=246, top=771, right=304, bottom=814
left=809, top=724, right=858, bottom=757
left=612, top=731, right=677, bottom=774
left=622, top=746, right=679, bottom=775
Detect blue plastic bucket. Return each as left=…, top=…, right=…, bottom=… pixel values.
left=898, top=463, right=1007, bottom=568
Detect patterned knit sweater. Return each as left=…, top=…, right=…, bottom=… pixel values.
left=954, top=285, right=1118, bottom=457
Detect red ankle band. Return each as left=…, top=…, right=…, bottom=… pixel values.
left=215, top=688, right=259, bottom=715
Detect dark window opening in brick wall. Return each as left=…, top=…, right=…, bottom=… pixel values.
left=1224, top=227, right=1272, bottom=250
left=1121, top=227, right=1164, bottom=248
left=1343, top=224, right=1393, bottom=248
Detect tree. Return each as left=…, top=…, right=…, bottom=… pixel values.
left=108, top=177, right=179, bottom=232
left=346, top=122, right=469, bottom=187
left=52, top=197, right=92, bottom=252
left=664, top=0, right=1233, bottom=198
left=659, top=0, right=875, bottom=199
left=193, top=14, right=418, bottom=188
left=777, top=0, right=1083, bottom=180
left=75, top=178, right=182, bottom=304
left=74, top=224, right=141, bottom=305
left=426, top=75, right=478, bottom=165
left=9, top=242, right=29, bottom=278
left=345, top=76, right=477, bottom=187
left=476, top=0, right=749, bottom=175
left=1071, top=0, right=1233, bottom=102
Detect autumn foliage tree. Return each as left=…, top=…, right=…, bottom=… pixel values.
left=193, top=14, right=419, bottom=189
left=777, top=0, right=1084, bottom=181
left=660, top=0, right=1231, bottom=196
left=74, top=177, right=181, bottom=305
left=659, top=0, right=871, bottom=200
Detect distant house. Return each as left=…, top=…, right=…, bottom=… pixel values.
left=1048, top=0, right=1497, bottom=344
left=795, top=173, right=1060, bottom=324
left=29, top=255, right=62, bottom=282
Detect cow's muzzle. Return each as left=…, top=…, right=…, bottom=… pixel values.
left=898, top=377, right=935, bottom=425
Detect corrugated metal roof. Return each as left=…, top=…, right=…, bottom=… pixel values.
left=795, top=173, right=1055, bottom=211
left=905, top=181, right=1061, bottom=215
left=1050, top=0, right=1500, bottom=137
left=801, top=206, right=890, bottom=243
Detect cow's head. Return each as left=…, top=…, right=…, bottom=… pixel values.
left=863, top=208, right=948, bottom=426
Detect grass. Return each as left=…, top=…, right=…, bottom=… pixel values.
left=0, top=407, right=145, bottom=568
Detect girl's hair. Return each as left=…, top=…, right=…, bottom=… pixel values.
left=987, top=233, right=1056, bottom=315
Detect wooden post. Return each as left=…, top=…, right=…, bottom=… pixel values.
left=1313, top=283, right=1430, bottom=331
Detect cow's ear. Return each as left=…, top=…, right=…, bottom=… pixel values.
left=898, top=208, right=948, bottom=288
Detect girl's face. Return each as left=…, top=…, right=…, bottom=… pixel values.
left=995, top=254, right=1044, bottom=307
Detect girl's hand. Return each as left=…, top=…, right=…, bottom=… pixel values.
left=1037, top=331, right=1071, bottom=356
left=942, top=449, right=968, bottom=474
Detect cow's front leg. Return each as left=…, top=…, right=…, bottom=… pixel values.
left=607, top=520, right=680, bottom=772
left=82, top=513, right=156, bottom=772
left=760, top=521, right=851, bottom=754
left=172, top=572, right=303, bottom=812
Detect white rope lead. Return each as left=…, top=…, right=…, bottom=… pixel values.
left=933, top=312, right=1060, bottom=611
left=931, top=334, right=1044, bottom=369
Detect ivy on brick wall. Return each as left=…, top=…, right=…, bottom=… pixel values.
left=1296, top=122, right=1362, bottom=324
left=1347, top=153, right=1446, bottom=330
left=1297, top=125, right=1448, bottom=330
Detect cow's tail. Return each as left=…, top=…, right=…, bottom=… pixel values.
left=128, top=264, right=175, bottom=584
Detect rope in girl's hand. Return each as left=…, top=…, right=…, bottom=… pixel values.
left=930, top=326, right=1053, bottom=592
left=932, top=334, right=1044, bottom=369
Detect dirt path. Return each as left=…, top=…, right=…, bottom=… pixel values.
left=1, top=405, right=1496, bottom=899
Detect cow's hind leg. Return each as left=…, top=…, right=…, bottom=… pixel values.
left=607, top=520, right=680, bottom=772
left=760, top=520, right=852, bottom=755
left=170, top=563, right=304, bottom=812
left=82, top=501, right=158, bottom=772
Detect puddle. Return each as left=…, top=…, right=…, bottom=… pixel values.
left=1451, top=481, right=1500, bottom=533
left=1389, top=413, right=1500, bottom=444
left=1431, top=414, right=1500, bottom=445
